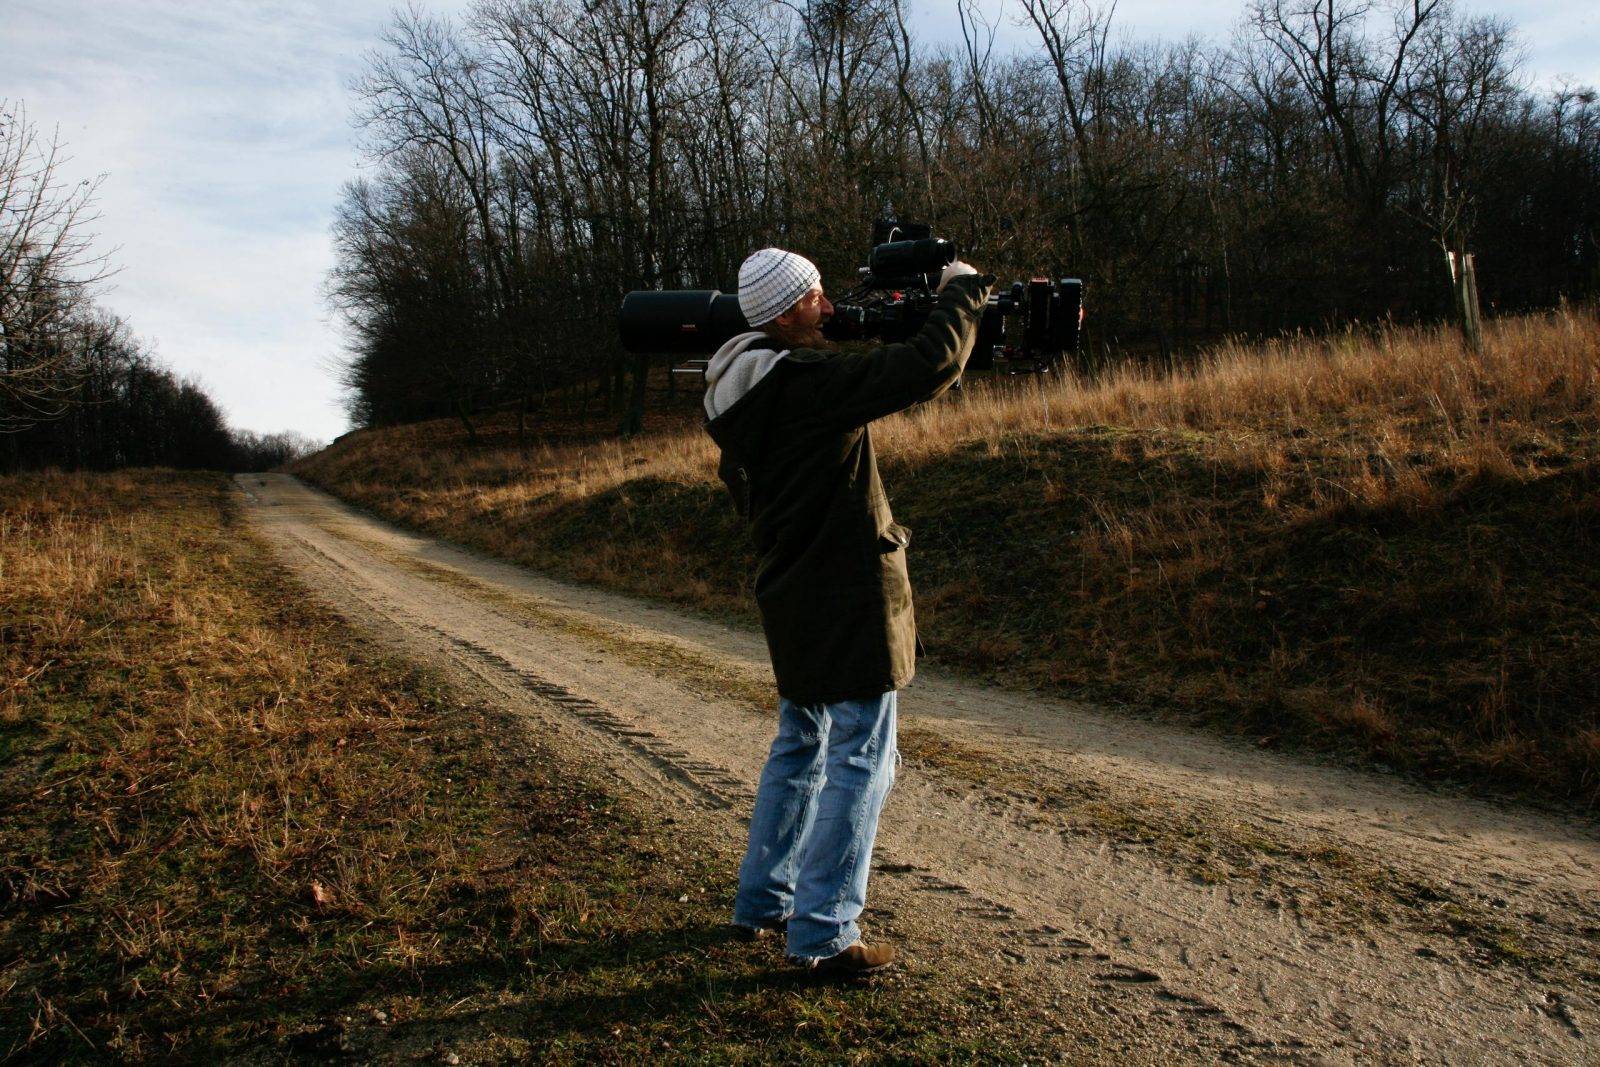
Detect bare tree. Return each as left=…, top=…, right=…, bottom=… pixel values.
left=1248, top=0, right=1445, bottom=209
left=327, top=0, right=1600, bottom=435
left=1398, top=11, right=1517, bottom=343
left=0, top=102, right=115, bottom=434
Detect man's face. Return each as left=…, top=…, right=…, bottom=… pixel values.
left=770, top=284, right=833, bottom=346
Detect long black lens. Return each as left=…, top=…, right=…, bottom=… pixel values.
left=618, top=290, right=750, bottom=354
left=867, top=237, right=955, bottom=280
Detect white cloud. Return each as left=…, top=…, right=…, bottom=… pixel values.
left=1, top=0, right=478, bottom=441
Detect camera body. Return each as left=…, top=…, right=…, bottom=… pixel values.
left=617, top=218, right=1083, bottom=373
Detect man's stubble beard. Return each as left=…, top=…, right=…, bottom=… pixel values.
left=764, top=322, right=834, bottom=351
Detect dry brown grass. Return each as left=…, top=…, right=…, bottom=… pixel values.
left=298, top=308, right=1600, bottom=805
left=314, top=306, right=1595, bottom=520
left=871, top=305, right=1599, bottom=538
left=0, top=469, right=1076, bottom=1063
left=0, top=471, right=548, bottom=1058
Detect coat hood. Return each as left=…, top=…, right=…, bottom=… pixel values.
left=703, top=330, right=788, bottom=420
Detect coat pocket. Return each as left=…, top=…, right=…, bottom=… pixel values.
left=876, top=522, right=914, bottom=619
left=877, top=522, right=911, bottom=552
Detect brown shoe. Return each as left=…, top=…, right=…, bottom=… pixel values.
left=810, top=941, right=895, bottom=976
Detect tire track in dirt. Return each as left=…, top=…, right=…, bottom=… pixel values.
left=251, top=483, right=1280, bottom=1062
left=282, top=519, right=1247, bottom=988
left=241, top=473, right=1599, bottom=1065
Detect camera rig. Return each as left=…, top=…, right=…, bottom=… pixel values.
left=617, top=218, right=1083, bottom=375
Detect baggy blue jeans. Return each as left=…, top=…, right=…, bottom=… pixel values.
left=732, top=690, right=898, bottom=960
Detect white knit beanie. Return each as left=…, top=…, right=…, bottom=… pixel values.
left=737, top=247, right=821, bottom=327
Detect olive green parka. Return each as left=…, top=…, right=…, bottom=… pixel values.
left=703, top=273, right=995, bottom=703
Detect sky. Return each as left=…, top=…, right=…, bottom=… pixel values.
left=4, top=0, right=1596, bottom=443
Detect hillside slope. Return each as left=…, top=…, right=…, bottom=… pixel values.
left=298, top=310, right=1600, bottom=806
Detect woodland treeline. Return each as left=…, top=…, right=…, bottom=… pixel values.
left=1, top=104, right=318, bottom=474
left=332, top=0, right=1600, bottom=435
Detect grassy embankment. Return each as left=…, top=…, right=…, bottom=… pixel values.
left=0, top=470, right=1055, bottom=1063
left=299, top=309, right=1600, bottom=808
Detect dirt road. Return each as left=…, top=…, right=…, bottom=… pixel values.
left=240, top=473, right=1598, bottom=1065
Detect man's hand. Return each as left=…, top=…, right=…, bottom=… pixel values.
left=937, top=259, right=980, bottom=292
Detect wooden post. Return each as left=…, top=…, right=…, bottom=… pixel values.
left=1462, top=252, right=1483, bottom=348
left=1446, top=248, right=1483, bottom=353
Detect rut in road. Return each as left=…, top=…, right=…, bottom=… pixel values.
left=241, top=473, right=1600, bottom=1066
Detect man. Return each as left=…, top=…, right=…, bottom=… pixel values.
left=703, top=246, right=993, bottom=975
